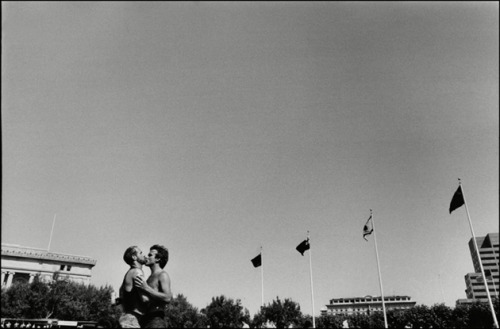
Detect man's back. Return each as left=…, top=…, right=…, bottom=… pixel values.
left=120, top=268, right=147, bottom=315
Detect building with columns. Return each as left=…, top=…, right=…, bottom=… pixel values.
left=1, top=243, right=97, bottom=288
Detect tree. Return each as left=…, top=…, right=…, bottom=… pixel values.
left=348, top=313, right=371, bottom=328
left=250, top=308, right=267, bottom=328
left=405, top=304, right=432, bottom=329
left=429, top=303, right=453, bottom=328
left=258, top=296, right=302, bottom=329
left=451, top=303, right=472, bottom=328
left=299, top=314, right=313, bottom=329
left=0, top=276, right=118, bottom=321
left=316, top=314, right=345, bottom=329
left=1, top=281, right=34, bottom=318
left=387, top=309, right=410, bottom=328
left=467, top=302, right=495, bottom=328
left=201, top=295, right=250, bottom=328
left=451, top=302, right=495, bottom=328
left=45, top=279, right=117, bottom=321
left=165, top=294, right=205, bottom=328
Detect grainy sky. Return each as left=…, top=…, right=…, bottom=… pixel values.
left=2, top=1, right=498, bottom=316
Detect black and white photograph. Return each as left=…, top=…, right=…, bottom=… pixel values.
left=2, top=2, right=498, bottom=328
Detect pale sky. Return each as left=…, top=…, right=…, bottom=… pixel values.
left=2, top=2, right=498, bottom=317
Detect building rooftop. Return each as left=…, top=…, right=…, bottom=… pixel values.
left=1, top=243, right=97, bottom=266
left=329, top=295, right=413, bottom=304
left=469, top=233, right=499, bottom=249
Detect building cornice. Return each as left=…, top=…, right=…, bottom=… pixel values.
left=1, top=244, right=96, bottom=266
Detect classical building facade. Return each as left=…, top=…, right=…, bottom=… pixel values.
left=321, top=295, right=416, bottom=316
left=1, top=243, right=97, bottom=288
left=457, top=233, right=499, bottom=305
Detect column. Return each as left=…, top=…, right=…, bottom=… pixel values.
left=29, top=273, right=37, bottom=283
left=6, top=271, right=15, bottom=288
left=1, top=271, right=5, bottom=286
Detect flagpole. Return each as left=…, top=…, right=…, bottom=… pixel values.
left=438, top=273, right=446, bottom=304
left=370, top=210, right=388, bottom=329
left=307, top=231, right=316, bottom=329
left=261, top=246, right=264, bottom=307
left=460, top=181, right=499, bottom=328
left=47, top=214, right=56, bottom=251
left=489, top=275, right=498, bottom=299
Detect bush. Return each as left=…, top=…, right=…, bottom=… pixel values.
left=0, top=276, right=119, bottom=322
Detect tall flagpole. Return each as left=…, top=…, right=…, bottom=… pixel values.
left=307, top=231, right=316, bottom=329
left=47, top=214, right=57, bottom=251
left=460, top=181, right=499, bottom=328
left=371, top=210, right=388, bottom=329
left=261, top=246, right=264, bottom=307
left=438, top=273, right=446, bottom=304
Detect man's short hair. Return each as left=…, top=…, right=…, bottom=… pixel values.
left=123, top=246, right=139, bottom=265
left=150, top=244, right=169, bottom=269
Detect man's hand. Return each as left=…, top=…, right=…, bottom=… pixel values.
left=133, top=275, right=149, bottom=292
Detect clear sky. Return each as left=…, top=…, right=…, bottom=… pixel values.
left=2, top=1, right=498, bottom=317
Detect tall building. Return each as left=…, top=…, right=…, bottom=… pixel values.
left=457, top=233, right=499, bottom=304
left=1, top=243, right=97, bottom=288
left=321, top=295, right=416, bottom=316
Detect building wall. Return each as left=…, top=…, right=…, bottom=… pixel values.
left=464, top=233, right=499, bottom=302
left=322, top=295, right=416, bottom=316
left=1, top=244, right=97, bottom=288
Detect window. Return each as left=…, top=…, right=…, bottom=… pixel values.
left=12, top=273, right=30, bottom=285
left=67, top=265, right=72, bottom=271
left=60, top=265, right=65, bottom=271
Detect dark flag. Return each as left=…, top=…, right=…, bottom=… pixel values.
left=363, top=215, right=373, bottom=241
left=449, top=185, right=465, bottom=214
left=296, top=238, right=310, bottom=256
left=251, top=253, right=262, bottom=268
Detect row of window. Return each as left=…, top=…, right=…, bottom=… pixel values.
left=331, top=306, right=412, bottom=314
left=333, top=308, right=383, bottom=313
left=480, top=256, right=499, bottom=260
left=469, top=282, right=499, bottom=287
left=59, top=265, right=72, bottom=271
left=332, top=297, right=410, bottom=304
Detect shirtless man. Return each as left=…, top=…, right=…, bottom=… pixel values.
left=119, top=246, right=148, bottom=328
left=133, top=244, right=173, bottom=328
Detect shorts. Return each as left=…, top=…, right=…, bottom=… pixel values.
left=119, top=313, right=141, bottom=328
left=141, top=310, right=167, bottom=328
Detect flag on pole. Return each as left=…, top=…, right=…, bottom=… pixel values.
left=449, top=185, right=465, bottom=214
left=251, top=253, right=262, bottom=268
left=296, top=238, right=310, bottom=256
left=363, top=215, right=373, bottom=241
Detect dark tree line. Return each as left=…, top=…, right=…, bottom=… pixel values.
left=2, top=278, right=500, bottom=328
left=317, top=302, right=500, bottom=328
left=1, top=276, right=119, bottom=322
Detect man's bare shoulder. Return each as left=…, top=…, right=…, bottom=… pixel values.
left=153, top=270, right=169, bottom=280
left=126, top=268, right=144, bottom=279
left=148, top=270, right=169, bottom=284
left=158, top=271, right=171, bottom=286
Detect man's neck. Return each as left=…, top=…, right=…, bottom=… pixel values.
left=150, top=263, right=162, bottom=274
left=130, top=262, right=142, bottom=270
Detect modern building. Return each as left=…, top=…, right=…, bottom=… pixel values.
left=321, top=295, right=416, bottom=316
left=457, top=233, right=499, bottom=304
left=1, top=243, right=97, bottom=288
